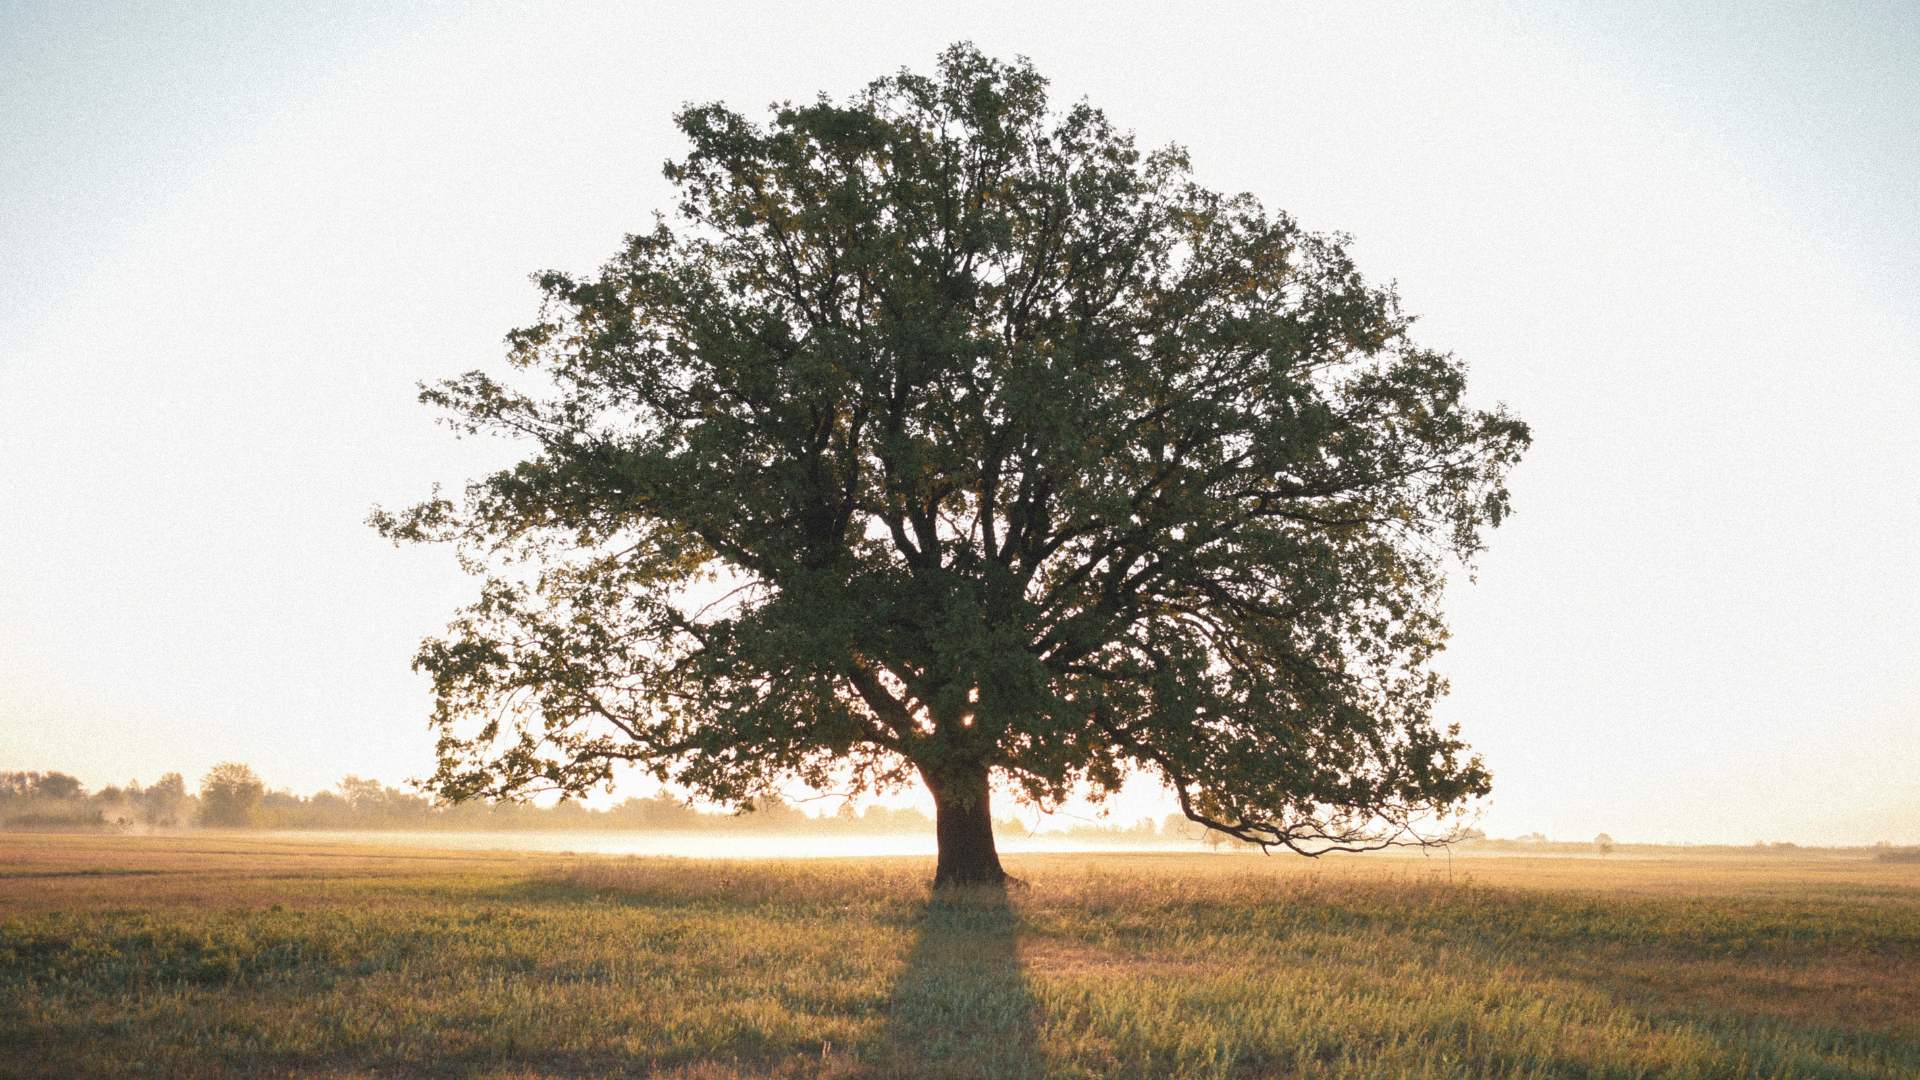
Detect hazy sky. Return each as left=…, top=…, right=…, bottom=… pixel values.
left=3, top=1, right=1915, bottom=844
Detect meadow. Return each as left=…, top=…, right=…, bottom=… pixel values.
left=2, top=833, right=1915, bottom=1078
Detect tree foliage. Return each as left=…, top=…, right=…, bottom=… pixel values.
left=0, top=771, right=85, bottom=801
left=197, top=762, right=265, bottom=828
left=135, top=772, right=190, bottom=827
left=375, top=45, right=1528, bottom=859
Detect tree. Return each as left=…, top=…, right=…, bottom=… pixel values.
left=375, top=45, right=1528, bottom=886
left=138, top=772, right=189, bottom=827
left=36, top=772, right=86, bottom=801
left=0, top=771, right=86, bottom=802
left=197, top=762, right=264, bottom=828
left=1593, top=832, right=1615, bottom=855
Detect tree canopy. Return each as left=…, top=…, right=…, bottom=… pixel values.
left=374, top=44, right=1529, bottom=884
left=197, top=762, right=265, bottom=828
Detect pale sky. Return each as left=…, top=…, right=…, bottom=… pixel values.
left=3, top=1, right=1915, bottom=845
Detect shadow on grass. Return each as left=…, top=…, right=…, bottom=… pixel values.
left=878, top=885, right=1043, bottom=1080
left=486, top=861, right=928, bottom=924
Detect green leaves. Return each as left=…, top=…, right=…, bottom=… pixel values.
left=378, top=44, right=1527, bottom=852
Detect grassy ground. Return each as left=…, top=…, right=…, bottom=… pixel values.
left=2, top=833, right=1916, bottom=1078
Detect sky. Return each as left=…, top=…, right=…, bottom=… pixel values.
left=2, top=1, right=1915, bottom=845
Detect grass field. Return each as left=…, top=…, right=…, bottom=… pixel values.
left=2, top=833, right=1916, bottom=1078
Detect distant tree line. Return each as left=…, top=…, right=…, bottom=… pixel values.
left=0, top=764, right=929, bottom=833
left=20, top=766, right=1899, bottom=854
left=0, top=764, right=1243, bottom=843
left=0, top=770, right=191, bottom=829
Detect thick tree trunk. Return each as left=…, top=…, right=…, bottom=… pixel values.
left=923, top=761, right=1006, bottom=888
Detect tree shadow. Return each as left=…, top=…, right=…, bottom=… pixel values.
left=879, top=885, right=1044, bottom=1079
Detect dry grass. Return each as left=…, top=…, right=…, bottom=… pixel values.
left=2, top=832, right=1916, bottom=1077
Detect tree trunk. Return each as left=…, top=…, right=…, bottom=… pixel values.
left=923, top=761, right=1006, bottom=888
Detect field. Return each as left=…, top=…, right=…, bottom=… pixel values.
left=2, top=834, right=1916, bottom=1078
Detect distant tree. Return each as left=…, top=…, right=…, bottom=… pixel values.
left=90, top=783, right=136, bottom=828
left=43, top=772, right=85, bottom=800
left=608, top=792, right=700, bottom=829
left=1593, top=832, right=1614, bottom=856
left=197, top=762, right=265, bottom=827
left=2, top=771, right=87, bottom=801
left=1161, top=812, right=1206, bottom=842
left=375, top=44, right=1528, bottom=885
left=138, top=772, right=189, bottom=827
left=743, top=795, right=806, bottom=828
left=321, top=776, right=432, bottom=827
left=259, top=789, right=306, bottom=828
left=304, top=789, right=352, bottom=828
left=337, top=775, right=386, bottom=817
left=0, top=770, right=100, bottom=829
left=864, top=804, right=932, bottom=832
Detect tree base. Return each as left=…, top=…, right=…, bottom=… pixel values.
left=926, top=762, right=1006, bottom=889
left=932, top=862, right=1009, bottom=890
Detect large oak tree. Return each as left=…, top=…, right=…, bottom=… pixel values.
left=375, top=45, right=1529, bottom=886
